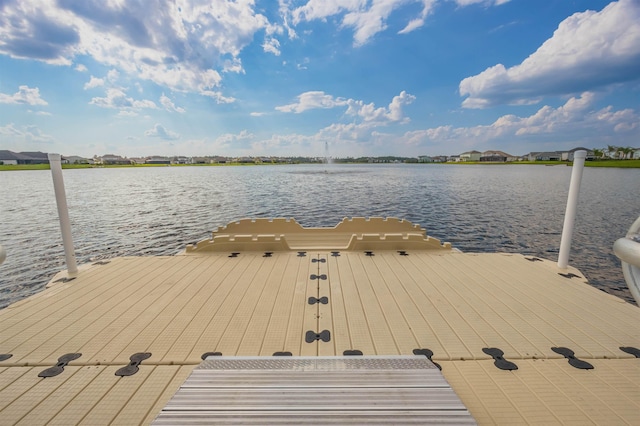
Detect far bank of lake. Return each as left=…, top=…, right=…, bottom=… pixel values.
left=2, top=159, right=640, bottom=171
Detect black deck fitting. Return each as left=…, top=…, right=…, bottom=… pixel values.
left=115, top=352, right=152, bottom=377
left=482, top=348, right=518, bottom=371
left=413, top=348, right=442, bottom=370
left=551, top=347, right=593, bottom=369
left=619, top=346, right=640, bottom=358
left=38, top=353, right=82, bottom=378
left=305, top=330, right=331, bottom=343
left=308, top=296, right=329, bottom=305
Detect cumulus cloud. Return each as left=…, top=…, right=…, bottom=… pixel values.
left=83, top=76, right=104, bottom=90
left=460, top=0, right=640, bottom=108
left=402, top=92, right=639, bottom=153
left=0, top=0, right=270, bottom=95
left=276, top=91, right=349, bottom=113
left=144, top=123, right=180, bottom=140
left=75, top=64, right=87, bottom=72
left=200, top=90, right=236, bottom=104
left=0, top=85, right=48, bottom=105
left=290, top=0, right=509, bottom=46
left=453, top=0, right=510, bottom=6
left=90, top=88, right=156, bottom=110
left=276, top=90, right=416, bottom=125
left=0, top=123, right=54, bottom=143
left=160, top=94, right=186, bottom=113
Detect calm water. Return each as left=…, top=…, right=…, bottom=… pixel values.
left=1, top=163, right=638, bottom=308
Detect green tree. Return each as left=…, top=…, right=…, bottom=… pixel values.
left=592, top=148, right=604, bottom=159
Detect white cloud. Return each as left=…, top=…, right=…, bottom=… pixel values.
left=453, top=0, right=510, bottom=6
left=0, top=123, right=54, bottom=143
left=276, top=90, right=415, bottom=125
left=144, top=123, right=180, bottom=140
left=90, top=88, right=157, bottom=110
left=160, top=94, right=186, bottom=113
left=262, top=37, right=281, bottom=56
left=276, top=91, right=349, bottom=113
left=460, top=0, right=640, bottom=108
left=29, top=110, right=53, bottom=116
left=83, top=76, right=105, bottom=90
left=292, top=0, right=494, bottom=46
left=0, top=0, right=271, bottom=94
left=0, top=85, right=48, bottom=105
left=75, top=64, right=87, bottom=72
left=250, top=112, right=267, bottom=117
left=400, top=92, right=639, bottom=153
left=200, top=90, right=236, bottom=104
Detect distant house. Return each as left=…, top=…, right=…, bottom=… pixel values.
left=480, top=150, right=518, bottom=162
left=145, top=156, right=170, bottom=165
left=0, top=150, right=50, bottom=165
left=459, top=150, right=482, bottom=162
left=526, top=151, right=562, bottom=161
left=418, top=156, right=433, bottom=163
left=171, top=156, right=191, bottom=164
left=633, top=148, right=640, bottom=159
left=563, top=147, right=595, bottom=161
left=65, top=155, right=90, bottom=164
left=448, top=155, right=460, bottom=162
left=99, top=154, right=131, bottom=165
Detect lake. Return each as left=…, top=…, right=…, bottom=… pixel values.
left=1, top=163, right=638, bottom=308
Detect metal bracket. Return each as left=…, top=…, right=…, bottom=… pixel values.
left=115, top=352, right=152, bottom=376
left=310, top=274, right=327, bottom=280
left=558, top=272, right=580, bottom=279
left=273, top=351, right=292, bottom=356
left=201, top=352, right=222, bottom=360
left=0, top=354, right=12, bottom=362
left=308, top=296, right=329, bottom=305
left=397, top=251, right=409, bottom=256
left=365, top=251, right=375, bottom=256
left=482, top=348, right=518, bottom=370
left=38, top=353, right=82, bottom=378
left=263, top=252, right=273, bottom=257
left=228, top=252, right=240, bottom=258
left=331, top=251, right=340, bottom=257
left=312, top=258, right=326, bottom=263
left=551, top=347, right=593, bottom=369
left=343, top=350, right=363, bottom=356
left=297, top=251, right=307, bottom=257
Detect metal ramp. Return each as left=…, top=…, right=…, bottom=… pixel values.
left=153, top=356, right=476, bottom=425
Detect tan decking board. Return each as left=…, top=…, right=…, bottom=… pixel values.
left=443, top=358, right=640, bottom=425
left=1, top=246, right=639, bottom=424
left=0, top=365, right=193, bottom=425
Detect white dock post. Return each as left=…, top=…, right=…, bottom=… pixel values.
left=48, top=153, right=78, bottom=276
left=0, top=244, right=6, bottom=265
left=557, top=150, right=587, bottom=269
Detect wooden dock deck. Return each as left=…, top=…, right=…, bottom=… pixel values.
left=0, top=218, right=638, bottom=424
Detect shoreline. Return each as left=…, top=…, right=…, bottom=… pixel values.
left=1, top=159, right=640, bottom=171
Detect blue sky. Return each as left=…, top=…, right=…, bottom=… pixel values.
left=0, top=0, right=638, bottom=158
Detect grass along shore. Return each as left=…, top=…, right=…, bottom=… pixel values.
left=1, top=159, right=640, bottom=171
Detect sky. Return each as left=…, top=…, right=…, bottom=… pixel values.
left=0, top=0, right=639, bottom=158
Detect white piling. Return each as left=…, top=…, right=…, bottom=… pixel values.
left=557, top=150, right=587, bottom=269
left=48, top=153, right=78, bottom=276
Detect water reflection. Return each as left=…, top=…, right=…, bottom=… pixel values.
left=1, top=163, right=638, bottom=307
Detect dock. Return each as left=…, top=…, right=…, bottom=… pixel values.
left=0, top=218, right=638, bottom=424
